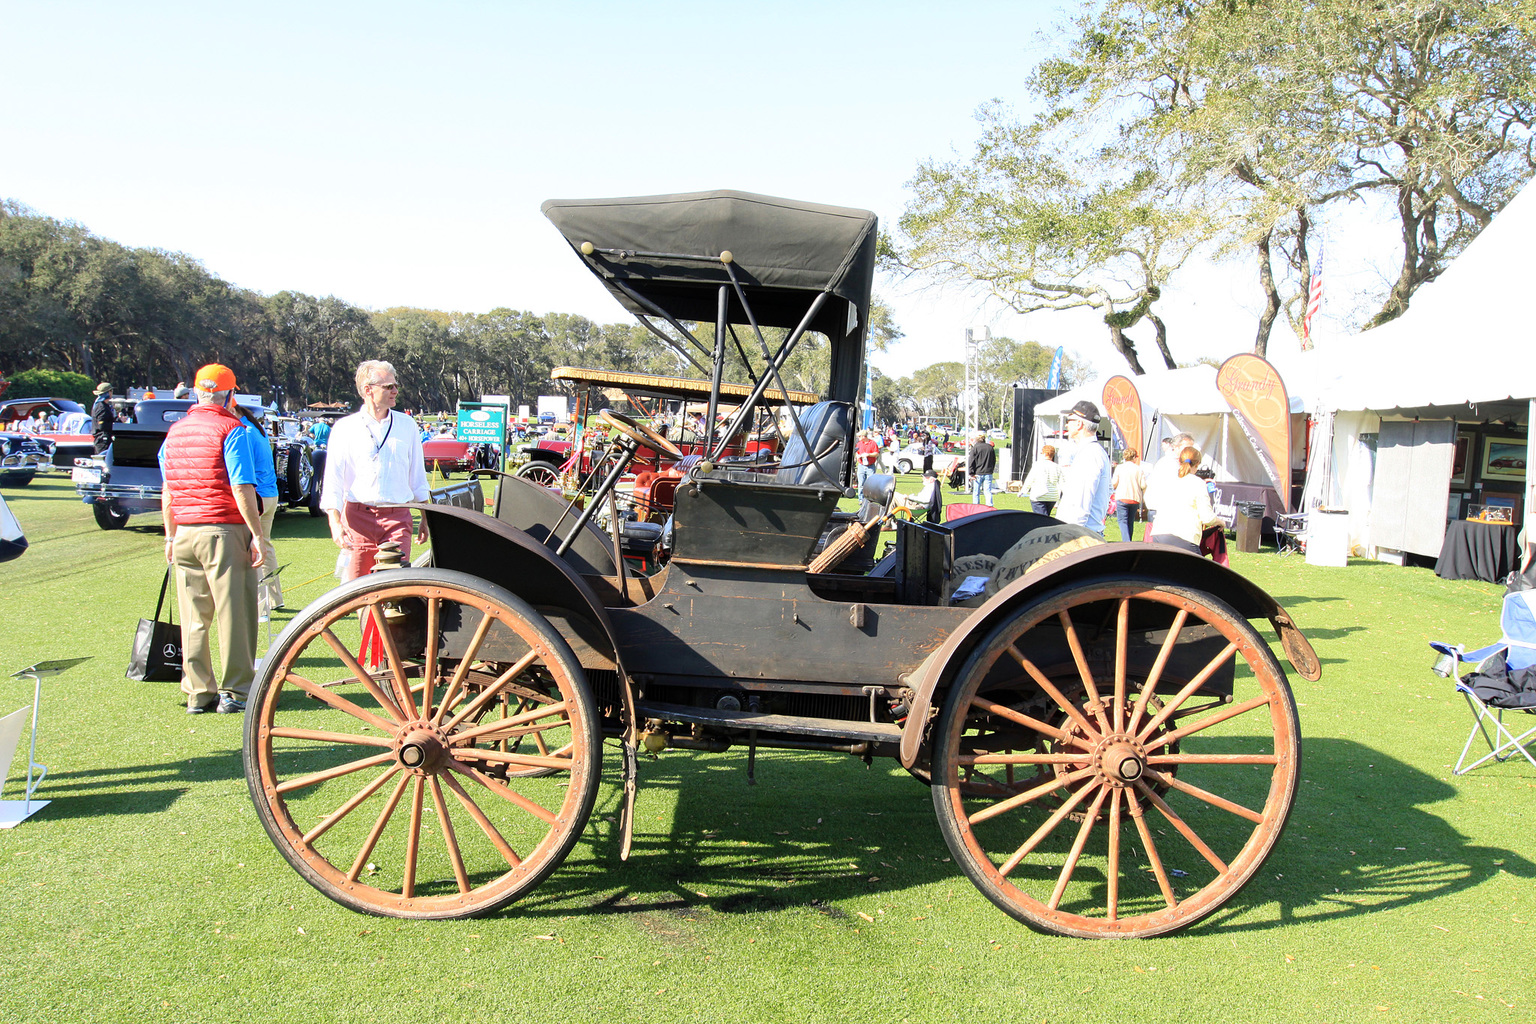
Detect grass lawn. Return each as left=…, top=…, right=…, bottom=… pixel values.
left=1, top=472, right=1530, bottom=1023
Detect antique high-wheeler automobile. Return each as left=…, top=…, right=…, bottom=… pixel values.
left=245, top=191, right=1320, bottom=938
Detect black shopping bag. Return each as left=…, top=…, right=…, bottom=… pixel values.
left=127, top=567, right=183, bottom=681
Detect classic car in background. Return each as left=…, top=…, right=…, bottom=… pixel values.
left=73, top=399, right=324, bottom=529
left=0, top=430, right=56, bottom=487
left=0, top=396, right=94, bottom=467
left=422, top=434, right=496, bottom=477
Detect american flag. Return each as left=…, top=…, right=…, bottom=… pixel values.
left=1302, top=240, right=1323, bottom=350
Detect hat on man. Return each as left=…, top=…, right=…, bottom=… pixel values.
left=194, top=363, right=238, bottom=392
left=93, top=382, right=111, bottom=395
left=1067, top=400, right=1101, bottom=424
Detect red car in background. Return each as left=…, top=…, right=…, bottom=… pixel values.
left=423, top=434, right=496, bottom=476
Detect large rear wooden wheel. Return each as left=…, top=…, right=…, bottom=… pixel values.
left=932, top=578, right=1299, bottom=938
left=244, top=568, right=600, bottom=919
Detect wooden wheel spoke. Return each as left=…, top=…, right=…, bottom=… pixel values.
left=1007, top=645, right=1101, bottom=741
left=450, top=699, right=569, bottom=745
left=444, top=760, right=559, bottom=824
left=369, top=603, right=419, bottom=718
left=961, top=752, right=1089, bottom=766
left=1106, top=788, right=1123, bottom=921
left=269, top=726, right=393, bottom=748
left=440, top=770, right=522, bottom=868
left=452, top=748, right=572, bottom=771
left=1134, top=779, right=1228, bottom=873
left=969, top=765, right=1098, bottom=825
left=1127, top=608, right=1187, bottom=735
left=1148, top=753, right=1279, bottom=765
left=1058, top=610, right=1110, bottom=732
left=970, top=695, right=1090, bottom=747
left=1126, top=789, right=1178, bottom=909
left=1143, top=767, right=1264, bottom=824
left=1159, top=693, right=1273, bottom=748
left=303, top=766, right=400, bottom=845
left=1048, top=784, right=1110, bottom=910
left=280, top=671, right=399, bottom=735
left=275, top=750, right=396, bottom=795
left=432, top=614, right=496, bottom=726
left=1113, top=598, right=1130, bottom=734
left=321, top=628, right=408, bottom=723
left=421, top=596, right=440, bottom=718
left=401, top=778, right=425, bottom=898
left=444, top=650, right=541, bottom=733
left=428, top=776, right=470, bottom=894
left=998, top=778, right=1102, bottom=878
left=1136, top=641, right=1239, bottom=743
left=347, top=772, right=412, bottom=882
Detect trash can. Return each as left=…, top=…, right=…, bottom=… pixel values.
left=1235, top=501, right=1265, bottom=554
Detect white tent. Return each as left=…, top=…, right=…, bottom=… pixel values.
left=1302, top=178, right=1536, bottom=561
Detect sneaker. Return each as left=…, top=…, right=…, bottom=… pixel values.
left=187, top=701, right=216, bottom=715
left=216, top=695, right=247, bottom=714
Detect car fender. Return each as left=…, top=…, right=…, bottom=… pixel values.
left=897, top=541, right=1321, bottom=768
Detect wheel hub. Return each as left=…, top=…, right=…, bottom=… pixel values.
left=1094, top=735, right=1146, bottom=787
left=394, top=721, right=449, bottom=775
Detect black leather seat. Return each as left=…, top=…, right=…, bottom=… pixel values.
left=773, top=401, right=852, bottom=487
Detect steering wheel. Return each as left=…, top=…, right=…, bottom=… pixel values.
left=596, top=409, right=685, bottom=460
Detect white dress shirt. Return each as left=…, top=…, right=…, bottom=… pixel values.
left=321, top=409, right=430, bottom=511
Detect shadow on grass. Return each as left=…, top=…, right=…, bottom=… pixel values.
left=33, top=747, right=247, bottom=817
left=1270, top=595, right=1346, bottom=607
left=507, top=737, right=1533, bottom=938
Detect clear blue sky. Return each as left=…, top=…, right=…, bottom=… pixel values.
left=5, top=0, right=1341, bottom=379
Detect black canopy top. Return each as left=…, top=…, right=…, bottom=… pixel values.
left=541, top=191, right=878, bottom=380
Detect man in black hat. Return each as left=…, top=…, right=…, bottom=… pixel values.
left=1055, top=400, right=1112, bottom=535
left=90, top=382, right=117, bottom=455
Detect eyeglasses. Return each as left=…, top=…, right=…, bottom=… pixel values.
left=369, top=382, right=399, bottom=392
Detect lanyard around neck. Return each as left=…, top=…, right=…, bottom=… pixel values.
left=366, top=412, right=394, bottom=459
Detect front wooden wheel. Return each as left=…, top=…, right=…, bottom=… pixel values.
left=244, top=568, right=600, bottom=919
left=513, top=460, right=560, bottom=488
left=932, top=579, right=1300, bottom=938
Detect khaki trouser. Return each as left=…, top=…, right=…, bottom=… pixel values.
left=173, top=523, right=258, bottom=708
left=257, top=497, right=282, bottom=611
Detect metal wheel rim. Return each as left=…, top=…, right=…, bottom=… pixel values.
left=933, top=580, right=1299, bottom=938
left=245, top=570, right=599, bottom=918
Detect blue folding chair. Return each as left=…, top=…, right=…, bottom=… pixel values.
left=1429, top=590, right=1536, bottom=775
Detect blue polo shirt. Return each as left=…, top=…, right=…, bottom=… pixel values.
left=240, top=421, right=279, bottom=499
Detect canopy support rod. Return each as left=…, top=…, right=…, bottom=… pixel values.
left=634, top=315, right=711, bottom=377
left=718, top=266, right=830, bottom=483
left=706, top=284, right=728, bottom=452
left=610, top=278, right=713, bottom=364
left=713, top=290, right=829, bottom=461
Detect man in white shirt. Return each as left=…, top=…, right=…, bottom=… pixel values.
left=1054, top=400, right=1112, bottom=535
left=321, top=360, right=431, bottom=581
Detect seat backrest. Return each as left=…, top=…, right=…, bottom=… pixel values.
left=773, top=401, right=851, bottom=488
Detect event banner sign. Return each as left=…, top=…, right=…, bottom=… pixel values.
left=1101, top=376, right=1145, bottom=457
left=1216, top=353, right=1292, bottom=511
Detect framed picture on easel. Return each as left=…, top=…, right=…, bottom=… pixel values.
left=1452, top=432, right=1475, bottom=487
left=1481, top=436, right=1527, bottom=483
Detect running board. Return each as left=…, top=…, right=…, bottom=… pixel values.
left=635, top=701, right=902, bottom=743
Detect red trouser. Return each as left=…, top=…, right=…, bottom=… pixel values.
left=341, top=503, right=414, bottom=580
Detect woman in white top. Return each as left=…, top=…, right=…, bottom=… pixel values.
left=321, top=360, right=431, bottom=581
left=1022, top=445, right=1063, bottom=516
left=1146, top=446, right=1220, bottom=554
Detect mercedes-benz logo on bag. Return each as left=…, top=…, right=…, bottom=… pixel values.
left=163, top=643, right=180, bottom=659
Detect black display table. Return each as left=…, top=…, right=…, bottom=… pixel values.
left=1435, top=520, right=1520, bottom=582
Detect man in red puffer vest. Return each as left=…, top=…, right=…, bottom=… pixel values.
left=159, top=364, right=265, bottom=714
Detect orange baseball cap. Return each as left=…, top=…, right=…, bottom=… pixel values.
left=194, top=363, right=238, bottom=392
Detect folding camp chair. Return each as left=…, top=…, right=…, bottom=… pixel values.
left=1428, top=590, right=1536, bottom=775
left=1274, top=512, right=1307, bottom=556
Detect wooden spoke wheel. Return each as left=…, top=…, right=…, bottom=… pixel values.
left=513, top=460, right=561, bottom=488
left=932, top=578, right=1299, bottom=938
left=244, top=568, right=600, bottom=919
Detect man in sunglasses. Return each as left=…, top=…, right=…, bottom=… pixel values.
left=321, top=360, right=430, bottom=581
